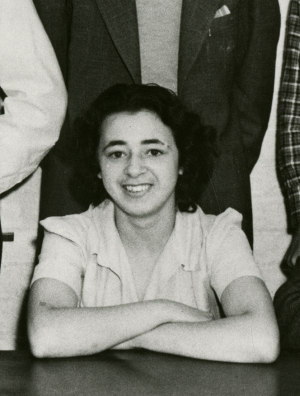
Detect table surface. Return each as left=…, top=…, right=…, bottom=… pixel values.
left=1, top=349, right=300, bottom=396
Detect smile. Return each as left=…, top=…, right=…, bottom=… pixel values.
left=123, top=184, right=151, bottom=193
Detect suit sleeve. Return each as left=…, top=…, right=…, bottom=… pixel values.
left=0, top=0, right=67, bottom=194
left=274, top=262, right=300, bottom=350
left=223, top=0, right=280, bottom=171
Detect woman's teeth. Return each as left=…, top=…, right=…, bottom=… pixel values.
left=125, top=184, right=150, bottom=192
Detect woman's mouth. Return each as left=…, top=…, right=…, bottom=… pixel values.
left=123, top=184, right=152, bottom=193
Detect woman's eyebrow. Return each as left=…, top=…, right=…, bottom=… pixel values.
left=103, top=140, right=126, bottom=150
left=103, top=139, right=166, bottom=150
left=141, top=139, right=166, bottom=145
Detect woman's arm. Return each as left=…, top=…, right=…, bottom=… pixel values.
left=28, top=278, right=212, bottom=358
left=117, top=277, right=279, bottom=363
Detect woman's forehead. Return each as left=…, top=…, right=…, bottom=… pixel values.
left=100, top=110, right=175, bottom=144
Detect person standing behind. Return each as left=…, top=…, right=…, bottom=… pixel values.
left=278, top=0, right=300, bottom=268
left=0, top=0, right=67, bottom=266
left=0, top=0, right=67, bottom=195
left=274, top=0, right=300, bottom=350
left=33, top=0, right=280, bottom=246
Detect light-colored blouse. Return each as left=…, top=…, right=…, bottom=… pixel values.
left=31, top=200, right=262, bottom=319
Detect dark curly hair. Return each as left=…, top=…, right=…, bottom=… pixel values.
left=72, top=83, right=216, bottom=213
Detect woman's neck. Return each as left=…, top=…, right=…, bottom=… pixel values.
left=114, top=205, right=176, bottom=254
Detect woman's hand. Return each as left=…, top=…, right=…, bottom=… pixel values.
left=162, top=300, right=213, bottom=323
left=116, top=278, right=279, bottom=363
left=112, top=301, right=213, bottom=350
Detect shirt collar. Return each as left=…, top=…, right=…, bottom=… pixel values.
left=91, top=200, right=204, bottom=283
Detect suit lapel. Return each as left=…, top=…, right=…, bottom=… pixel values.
left=95, top=0, right=141, bottom=83
left=178, top=0, right=222, bottom=94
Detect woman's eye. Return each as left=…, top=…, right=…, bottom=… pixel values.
left=109, top=151, right=125, bottom=159
left=147, top=149, right=163, bottom=156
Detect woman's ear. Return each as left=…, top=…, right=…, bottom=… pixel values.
left=97, top=170, right=102, bottom=179
left=179, top=167, right=184, bottom=175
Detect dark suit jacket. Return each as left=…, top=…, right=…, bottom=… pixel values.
left=33, top=0, right=280, bottom=244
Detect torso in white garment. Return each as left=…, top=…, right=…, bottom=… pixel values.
left=136, top=0, right=183, bottom=93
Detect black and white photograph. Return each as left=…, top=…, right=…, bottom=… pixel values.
left=1, top=1, right=299, bottom=395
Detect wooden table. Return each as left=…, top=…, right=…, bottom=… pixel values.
left=1, top=349, right=300, bottom=396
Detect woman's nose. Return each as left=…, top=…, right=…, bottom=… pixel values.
left=124, top=154, right=146, bottom=177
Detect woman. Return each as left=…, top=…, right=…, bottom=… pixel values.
left=28, top=84, right=279, bottom=362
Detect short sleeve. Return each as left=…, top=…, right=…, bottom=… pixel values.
left=31, top=215, right=89, bottom=299
left=206, top=208, right=263, bottom=299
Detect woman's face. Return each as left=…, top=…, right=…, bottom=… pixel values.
left=97, top=110, right=182, bottom=219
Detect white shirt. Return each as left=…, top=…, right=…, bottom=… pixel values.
left=32, top=200, right=262, bottom=319
left=0, top=0, right=67, bottom=194
left=136, top=0, right=182, bottom=93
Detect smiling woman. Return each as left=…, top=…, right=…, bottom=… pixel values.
left=28, top=84, right=279, bottom=363
left=71, top=84, right=214, bottom=213
left=98, top=111, right=180, bottom=220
